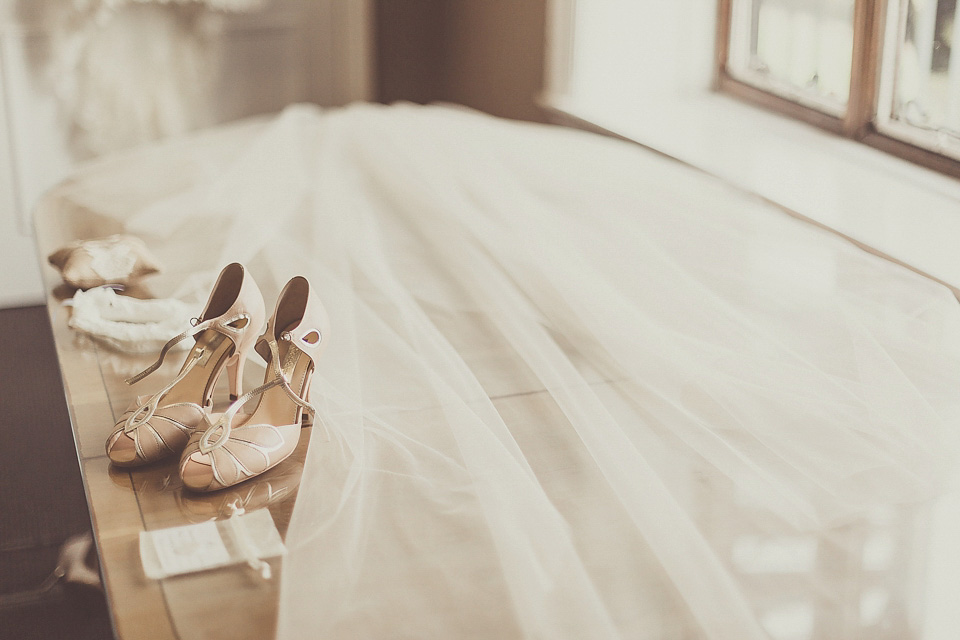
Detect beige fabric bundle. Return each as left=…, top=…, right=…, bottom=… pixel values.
left=48, top=234, right=161, bottom=289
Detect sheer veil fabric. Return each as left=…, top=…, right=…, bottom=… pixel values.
left=62, top=103, right=960, bottom=638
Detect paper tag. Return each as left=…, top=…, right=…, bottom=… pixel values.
left=140, top=509, right=285, bottom=580
left=149, top=521, right=231, bottom=577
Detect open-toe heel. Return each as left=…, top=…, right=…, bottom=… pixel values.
left=105, top=263, right=265, bottom=467
left=180, top=275, right=329, bottom=492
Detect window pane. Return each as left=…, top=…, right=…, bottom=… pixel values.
left=878, top=0, right=960, bottom=156
left=727, top=0, right=856, bottom=115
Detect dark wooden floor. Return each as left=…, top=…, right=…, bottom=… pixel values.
left=0, top=306, right=112, bottom=640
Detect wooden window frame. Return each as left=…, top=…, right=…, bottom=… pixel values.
left=714, top=0, right=960, bottom=179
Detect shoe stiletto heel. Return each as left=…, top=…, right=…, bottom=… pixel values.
left=225, top=352, right=246, bottom=402
left=105, top=263, right=266, bottom=467
left=180, top=276, right=330, bottom=492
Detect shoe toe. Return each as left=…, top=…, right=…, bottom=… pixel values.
left=106, top=429, right=140, bottom=466
left=180, top=451, right=216, bottom=491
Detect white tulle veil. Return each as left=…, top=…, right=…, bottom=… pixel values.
left=61, top=103, right=960, bottom=639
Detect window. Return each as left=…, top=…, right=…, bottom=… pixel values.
left=717, top=0, right=960, bottom=176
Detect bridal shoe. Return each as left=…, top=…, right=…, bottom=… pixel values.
left=105, top=263, right=266, bottom=467
left=180, top=276, right=329, bottom=492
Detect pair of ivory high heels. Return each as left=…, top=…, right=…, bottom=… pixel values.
left=105, top=263, right=329, bottom=492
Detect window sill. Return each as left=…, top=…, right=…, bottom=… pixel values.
left=541, top=89, right=960, bottom=294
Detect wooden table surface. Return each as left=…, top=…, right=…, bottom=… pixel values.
left=34, top=199, right=314, bottom=640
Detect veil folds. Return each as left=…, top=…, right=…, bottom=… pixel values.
left=61, top=103, right=960, bottom=639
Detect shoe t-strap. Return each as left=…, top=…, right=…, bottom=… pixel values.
left=198, top=334, right=315, bottom=454
left=122, top=312, right=250, bottom=433
left=124, top=358, right=206, bottom=433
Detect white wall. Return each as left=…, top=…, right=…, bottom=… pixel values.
left=547, top=0, right=716, bottom=105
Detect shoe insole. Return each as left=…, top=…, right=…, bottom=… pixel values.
left=241, top=326, right=314, bottom=429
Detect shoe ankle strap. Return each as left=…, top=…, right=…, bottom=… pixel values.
left=125, top=311, right=250, bottom=386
